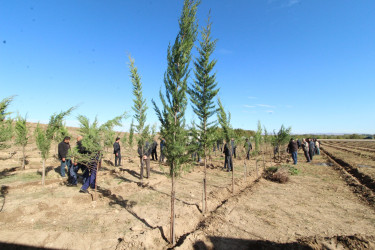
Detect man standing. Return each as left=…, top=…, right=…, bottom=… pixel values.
left=113, top=137, right=121, bottom=167
left=287, top=138, right=298, bottom=165
left=244, top=138, right=253, bottom=160
left=58, top=136, right=71, bottom=178
left=308, top=138, right=315, bottom=161
left=231, top=138, right=237, bottom=159
left=302, top=138, right=311, bottom=162
left=151, top=140, right=158, bottom=161
left=138, top=141, right=152, bottom=179
left=223, top=140, right=233, bottom=172
left=159, top=138, right=166, bottom=163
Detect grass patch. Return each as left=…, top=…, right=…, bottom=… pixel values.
left=0, top=172, right=42, bottom=185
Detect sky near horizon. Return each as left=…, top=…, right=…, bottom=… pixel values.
left=1, top=0, right=374, bottom=134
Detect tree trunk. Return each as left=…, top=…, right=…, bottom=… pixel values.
left=170, top=170, right=175, bottom=245
left=232, top=159, right=234, bottom=193
left=22, top=145, right=26, bottom=170
left=203, top=149, right=207, bottom=213
left=93, top=156, right=101, bottom=201
left=42, top=159, right=45, bottom=186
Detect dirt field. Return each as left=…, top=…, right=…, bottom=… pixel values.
left=1, top=131, right=375, bottom=249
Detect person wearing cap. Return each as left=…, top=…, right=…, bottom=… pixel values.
left=113, top=137, right=121, bottom=167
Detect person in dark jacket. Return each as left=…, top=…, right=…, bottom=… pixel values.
left=231, top=138, right=237, bottom=159
left=308, top=138, right=315, bottom=160
left=301, top=138, right=311, bottom=162
left=58, top=136, right=71, bottom=178
left=297, top=139, right=301, bottom=149
left=113, top=137, right=121, bottom=166
left=287, top=138, right=298, bottom=165
left=138, top=141, right=152, bottom=179
left=151, top=140, right=158, bottom=161
left=223, top=140, right=233, bottom=172
left=159, top=138, right=166, bottom=163
left=244, top=138, right=253, bottom=160
left=79, top=153, right=100, bottom=194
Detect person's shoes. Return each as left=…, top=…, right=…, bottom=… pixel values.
left=67, top=183, right=77, bottom=187
left=79, top=189, right=89, bottom=194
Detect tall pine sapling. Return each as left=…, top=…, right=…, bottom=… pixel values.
left=217, top=98, right=235, bottom=193
left=15, top=114, right=29, bottom=170
left=188, top=14, right=219, bottom=213
left=128, top=55, right=150, bottom=182
left=152, top=0, right=199, bottom=244
left=254, top=120, right=262, bottom=154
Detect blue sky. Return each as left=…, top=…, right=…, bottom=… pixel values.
left=1, top=0, right=374, bottom=134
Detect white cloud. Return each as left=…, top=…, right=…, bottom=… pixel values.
left=244, top=105, right=256, bottom=108
left=257, top=104, right=275, bottom=108
left=266, top=110, right=274, bottom=114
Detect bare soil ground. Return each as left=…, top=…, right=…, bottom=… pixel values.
left=1, top=132, right=375, bottom=249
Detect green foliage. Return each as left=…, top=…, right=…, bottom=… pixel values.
left=271, top=125, right=292, bottom=148
left=46, top=106, right=76, bottom=140
left=263, top=126, right=270, bottom=144
left=152, top=0, right=199, bottom=177
left=188, top=14, right=219, bottom=160
left=254, top=120, right=262, bottom=153
left=0, top=96, right=14, bottom=149
left=54, top=124, right=71, bottom=143
left=128, top=119, right=135, bottom=148
left=15, top=114, right=29, bottom=147
left=34, top=107, right=75, bottom=160
left=34, top=123, right=51, bottom=160
left=129, top=55, right=149, bottom=148
left=233, top=128, right=255, bottom=139
left=72, top=114, right=126, bottom=166
left=0, top=95, right=15, bottom=121
left=217, top=98, right=233, bottom=144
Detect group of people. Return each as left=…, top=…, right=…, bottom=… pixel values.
left=287, top=138, right=320, bottom=165
left=58, top=136, right=98, bottom=194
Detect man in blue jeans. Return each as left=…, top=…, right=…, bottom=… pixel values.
left=80, top=155, right=99, bottom=194
left=287, top=138, right=298, bottom=165
left=58, top=136, right=71, bottom=178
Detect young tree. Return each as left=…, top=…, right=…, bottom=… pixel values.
left=152, top=0, right=199, bottom=244
left=15, top=114, right=29, bottom=170
left=128, top=119, right=135, bottom=150
left=271, top=125, right=292, bottom=161
left=188, top=15, right=219, bottom=213
left=128, top=55, right=150, bottom=182
left=0, top=96, right=14, bottom=150
left=72, top=114, right=125, bottom=200
left=254, top=120, right=262, bottom=154
left=217, top=98, right=235, bottom=193
left=34, top=107, right=75, bottom=185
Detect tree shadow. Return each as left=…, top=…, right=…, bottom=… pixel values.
left=147, top=185, right=202, bottom=213
left=0, top=242, right=55, bottom=249
left=121, top=168, right=141, bottom=179
left=0, top=167, right=19, bottom=180
left=37, top=166, right=57, bottom=177
left=193, top=237, right=312, bottom=250
left=103, top=159, right=114, bottom=166
left=97, top=186, right=168, bottom=243
left=0, top=185, right=9, bottom=212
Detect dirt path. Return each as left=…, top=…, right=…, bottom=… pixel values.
left=176, top=153, right=375, bottom=249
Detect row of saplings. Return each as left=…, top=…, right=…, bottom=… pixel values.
left=0, top=1, right=293, bottom=246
